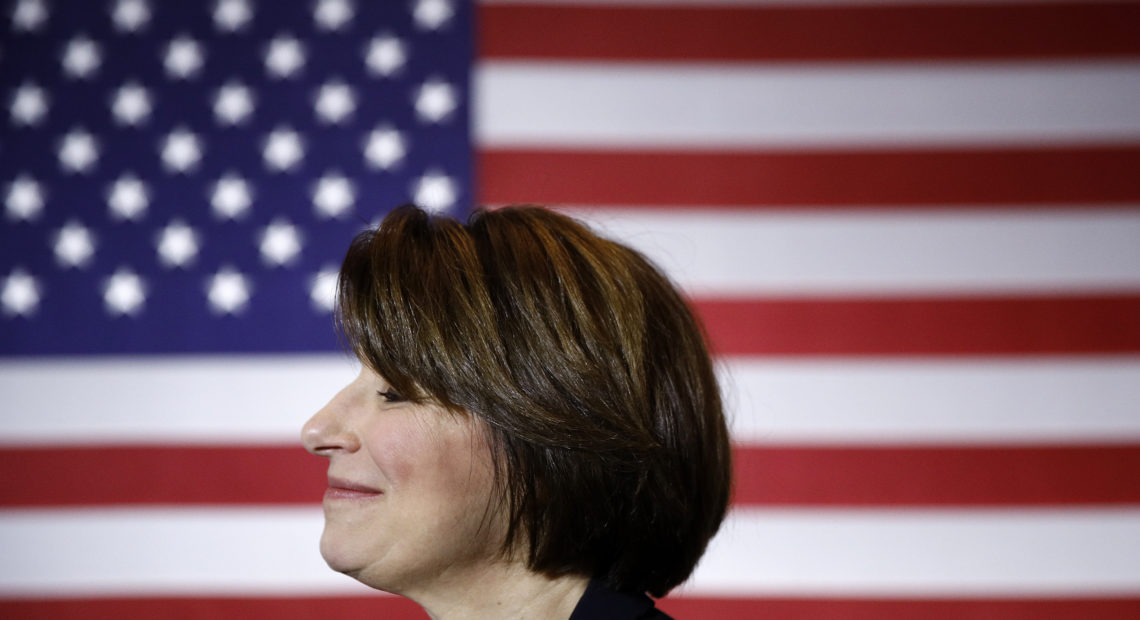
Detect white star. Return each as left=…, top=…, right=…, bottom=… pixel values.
left=62, top=36, right=102, bottom=79
left=2, top=269, right=41, bottom=317
left=107, top=174, right=149, bottom=221
left=58, top=128, right=99, bottom=173
left=211, top=173, right=253, bottom=220
left=309, top=265, right=339, bottom=313
left=5, top=175, right=45, bottom=222
left=314, top=0, right=353, bottom=31
left=164, top=36, right=204, bottom=79
left=314, top=80, right=355, bottom=124
left=111, top=82, right=153, bottom=126
left=413, top=0, right=454, bottom=31
left=312, top=172, right=355, bottom=219
left=112, top=0, right=150, bottom=33
left=207, top=267, right=250, bottom=315
left=363, top=125, right=406, bottom=170
left=53, top=220, right=97, bottom=268
left=161, top=128, right=203, bottom=173
left=214, top=0, right=252, bottom=32
left=11, top=82, right=49, bottom=126
left=265, top=35, right=306, bottom=79
left=365, top=34, right=406, bottom=77
left=263, top=127, right=304, bottom=171
left=259, top=218, right=303, bottom=266
left=214, top=81, right=255, bottom=125
left=103, top=267, right=146, bottom=316
left=415, top=78, right=458, bottom=123
left=413, top=171, right=457, bottom=213
left=155, top=220, right=199, bottom=268
left=12, top=0, right=48, bottom=33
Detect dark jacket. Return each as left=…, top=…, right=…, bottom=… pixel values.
left=568, top=580, right=675, bottom=620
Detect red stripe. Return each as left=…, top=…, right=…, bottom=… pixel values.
left=4, top=443, right=1139, bottom=507
left=660, top=597, right=1140, bottom=620
left=478, top=3, right=1140, bottom=62
left=694, top=294, right=1140, bottom=356
left=477, top=146, right=1140, bottom=207
left=0, top=597, right=427, bottom=620
left=0, top=445, right=324, bottom=506
left=2, top=596, right=1138, bottom=619
left=734, top=444, right=1140, bottom=506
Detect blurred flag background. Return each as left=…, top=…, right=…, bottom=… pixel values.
left=3, top=0, right=1140, bottom=618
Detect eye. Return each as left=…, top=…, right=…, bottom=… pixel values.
left=378, top=388, right=405, bottom=403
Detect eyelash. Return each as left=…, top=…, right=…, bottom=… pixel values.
left=378, top=389, right=405, bottom=403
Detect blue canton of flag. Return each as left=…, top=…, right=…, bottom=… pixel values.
left=0, top=0, right=472, bottom=354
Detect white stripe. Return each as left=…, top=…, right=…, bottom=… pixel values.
left=476, top=61, right=1140, bottom=147
left=2, top=507, right=1138, bottom=597
left=0, top=355, right=358, bottom=445
left=565, top=207, right=1140, bottom=295
left=724, top=357, right=1140, bottom=444
left=690, top=507, right=1140, bottom=596
left=0, top=507, right=364, bottom=597
left=3, top=356, right=1139, bottom=445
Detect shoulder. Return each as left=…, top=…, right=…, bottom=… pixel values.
left=569, top=580, right=675, bottom=620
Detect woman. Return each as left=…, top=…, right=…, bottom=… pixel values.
left=302, top=205, right=732, bottom=619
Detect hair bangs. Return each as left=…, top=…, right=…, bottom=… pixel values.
left=334, top=205, right=494, bottom=410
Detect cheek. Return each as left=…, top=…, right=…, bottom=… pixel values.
left=364, top=424, right=421, bottom=487
left=363, top=413, right=496, bottom=505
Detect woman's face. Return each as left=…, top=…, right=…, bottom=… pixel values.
left=301, top=366, right=505, bottom=596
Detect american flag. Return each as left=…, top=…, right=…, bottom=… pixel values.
left=2, top=0, right=1140, bottom=618
left=0, top=0, right=470, bottom=354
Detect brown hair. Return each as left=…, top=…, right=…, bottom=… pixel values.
left=336, top=204, right=731, bottom=597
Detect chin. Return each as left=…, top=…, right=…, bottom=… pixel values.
left=319, top=530, right=365, bottom=575
left=319, top=529, right=403, bottom=591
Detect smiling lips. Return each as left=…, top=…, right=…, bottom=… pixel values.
left=326, top=476, right=383, bottom=500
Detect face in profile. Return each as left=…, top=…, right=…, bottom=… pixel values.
left=301, top=365, right=505, bottom=597
left=312, top=205, right=732, bottom=607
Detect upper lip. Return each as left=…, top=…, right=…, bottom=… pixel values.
left=327, top=476, right=383, bottom=493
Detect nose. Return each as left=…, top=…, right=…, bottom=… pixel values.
left=302, top=386, right=360, bottom=456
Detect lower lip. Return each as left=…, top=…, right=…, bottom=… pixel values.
left=324, top=487, right=382, bottom=501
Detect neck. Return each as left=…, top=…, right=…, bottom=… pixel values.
left=414, top=564, right=589, bottom=620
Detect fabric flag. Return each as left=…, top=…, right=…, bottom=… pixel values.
left=0, top=0, right=471, bottom=354
left=3, top=0, right=1140, bottom=618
